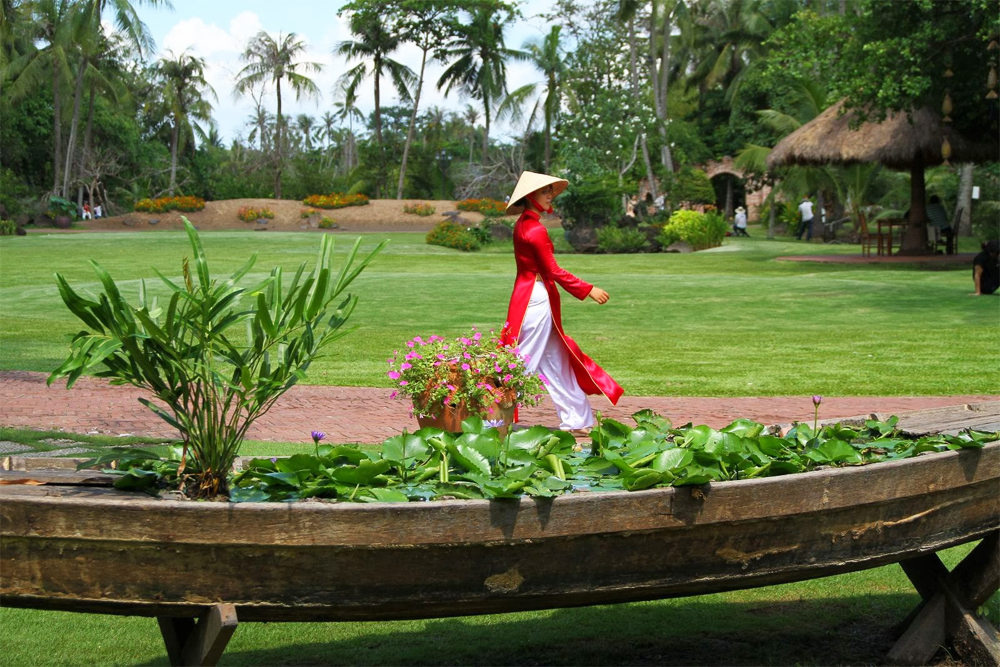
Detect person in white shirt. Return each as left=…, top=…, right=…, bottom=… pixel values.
left=797, top=195, right=815, bottom=241
left=94, top=204, right=102, bottom=219
left=733, top=206, right=749, bottom=236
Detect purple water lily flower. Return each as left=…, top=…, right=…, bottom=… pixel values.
left=311, top=431, right=326, bottom=443
left=484, top=419, right=505, bottom=428
left=812, top=395, right=822, bottom=406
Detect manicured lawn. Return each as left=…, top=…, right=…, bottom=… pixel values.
left=0, top=543, right=987, bottom=666
left=1, top=230, right=996, bottom=396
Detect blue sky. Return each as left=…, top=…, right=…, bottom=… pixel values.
left=132, top=0, right=555, bottom=144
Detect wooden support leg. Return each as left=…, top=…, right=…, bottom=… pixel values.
left=157, top=604, right=238, bottom=667
left=888, top=534, right=1000, bottom=666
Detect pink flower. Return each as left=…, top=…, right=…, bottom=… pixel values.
left=406, top=341, right=415, bottom=348
left=447, top=384, right=457, bottom=391
left=436, top=354, right=445, bottom=360
left=463, top=352, right=471, bottom=359
left=473, top=332, right=482, bottom=341
left=503, top=374, right=513, bottom=383
left=388, top=370, right=400, bottom=380
left=539, top=373, right=549, bottom=386
left=461, top=363, right=470, bottom=370
left=495, top=364, right=502, bottom=373
left=399, top=380, right=409, bottom=386
left=390, top=391, right=398, bottom=399
left=414, top=336, right=423, bottom=343
left=400, top=362, right=412, bottom=371
left=508, top=363, right=517, bottom=369
left=460, top=337, right=471, bottom=345
left=433, top=361, right=442, bottom=367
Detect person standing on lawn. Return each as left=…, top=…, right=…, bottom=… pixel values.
left=500, top=171, right=624, bottom=432
left=797, top=195, right=814, bottom=241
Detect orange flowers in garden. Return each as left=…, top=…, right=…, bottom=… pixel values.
left=302, top=193, right=370, bottom=209
left=403, top=202, right=436, bottom=216
left=237, top=206, right=275, bottom=222
left=134, top=196, right=205, bottom=213
left=456, top=198, right=506, bottom=216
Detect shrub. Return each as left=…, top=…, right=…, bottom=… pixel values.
left=668, top=167, right=716, bottom=205
left=319, top=216, right=337, bottom=229
left=403, top=202, right=436, bottom=216
left=237, top=206, right=275, bottom=222
left=49, top=218, right=386, bottom=499
left=596, top=225, right=650, bottom=253
left=426, top=221, right=481, bottom=251
left=300, top=207, right=319, bottom=219
left=456, top=198, right=506, bottom=217
left=303, top=193, right=370, bottom=209
left=557, top=174, right=624, bottom=228
left=134, top=196, right=206, bottom=213
left=659, top=209, right=728, bottom=250
left=0, top=219, right=17, bottom=236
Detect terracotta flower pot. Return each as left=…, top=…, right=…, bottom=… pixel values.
left=416, top=401, right=516, bottom=438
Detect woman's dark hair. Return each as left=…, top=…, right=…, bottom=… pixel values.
left=513, top=197, right=527, bottom=208
left=929, top=194, right=941, bottom=204
left=983, top=239, right=1000, bottom=254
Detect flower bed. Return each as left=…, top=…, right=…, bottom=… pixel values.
left=403, top=202, right=436, bottom=217
left=237, top=206, right=275, bottom=222
left=456, top=198, right=506, bottom=217
left=302, top=193, right=370, bottom=210
left=134, top=196, right=205, bottom=213
left=426, top=220, right=480, bottom=251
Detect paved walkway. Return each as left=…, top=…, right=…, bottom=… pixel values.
left=2, top=371, right=995, bottom=445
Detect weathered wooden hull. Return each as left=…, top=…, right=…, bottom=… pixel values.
left=3, top=439, right=997, bottom=622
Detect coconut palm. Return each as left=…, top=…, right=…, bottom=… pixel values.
left=333, top=81, right=364, bottom=173
left=4, top=0, right=75, bottom=192
left=462, top=103, right=479, bottom=164
left=394, top=0, right=458, bottom=199
left=499, top=25, right=565, bottom=172
left=235, top=31, right=323, bottom=198
left=155, top=49, right=216, bottom=195
left=336, top=5, right=415, bottom=197
left=436, top=4, right=523, bottom=162
left=60, top=0, right=168, bottom=197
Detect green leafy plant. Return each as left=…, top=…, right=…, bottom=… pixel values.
left=426, top=220, right=481, bottom=251
left=319, top=216, right=337, bottom=229
left=556, top=174, right=624, bottom=229
left=50, top=218, right=386, bottom=499
left=660, top=209, right=728, bottom=250
left=387, top=329, right=545, bottom=420
left=596, top=225, right=649, bottom=253
left=146, top=410, right=997, bottom=503
left=0, top=219, right=17, bottom=236
left=47, top=196, right=76, bottom=219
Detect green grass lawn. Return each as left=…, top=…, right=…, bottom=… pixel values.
left=1, top=230, right=997, bottom=396
left=0, top=543, right=989, bottom=666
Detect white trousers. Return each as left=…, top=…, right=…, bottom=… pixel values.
left=519, top=281, right=595, bottom=430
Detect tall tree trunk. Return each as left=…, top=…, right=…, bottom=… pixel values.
left=627, top=18, right=657, bottom=199
left=51, top=57, right=63, bottom=194
left=169, top=119, right=180, bottom=196
left=398, top=48, right=428, bottom=199
left=648, top=0, right=674, bottom=172
left=61, top=56, right=87, bottom=198
left=814, top=190, right=825, bottom=242
left=482, top=104, right=490, bottom=162
left=79, top=85, right=95, bottom=214
left=955, top=163, right=974, bottom=237
left=724, top=178, right=733, bottom=219
left=274, top=76, right=283, bottom=199
left=768, top=196, right=775, bottom=239
left=899, top=158, right=930, bottom=255
left=373, top=63, right=383, bottom=198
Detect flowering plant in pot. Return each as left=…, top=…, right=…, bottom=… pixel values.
left=387, top=329, right=545, bottom=434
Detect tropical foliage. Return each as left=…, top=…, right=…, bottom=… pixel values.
left=133, top=195, right=205, bottom=213
left=80, top=410, right=996, bottom=502
left=426, top=219, right=480, bottom=251
left=49, top=218, right=386, bottom=499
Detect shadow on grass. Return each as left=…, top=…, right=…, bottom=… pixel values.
left=132, top=593, right=919, bottom=666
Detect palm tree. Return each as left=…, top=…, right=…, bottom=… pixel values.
left=235, top=31, right=323, bottom=198
left=5, top=0, right=75, bottom=192
left=60, top=0, right=168, bottom=198
left=437, top=4, right=523, bottom=162
left=394, top=0, right=457, bottom=199
left=499, top=25, right=565, bottom=172
left=246, top=107, right=274, bottom=152
left=336, top=6, right=415, bottom=197
left=295, top=113, right=316, bottom=151
left=462, top=103, right=479, bottom=164
left=156, top=49, right=215, bottom=195
left=333, top=81, right=364, bottom=173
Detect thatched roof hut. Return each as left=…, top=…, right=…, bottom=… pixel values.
left=767, top=100, right=998, bottom=171
left=767, top=100, right=997, bottom=255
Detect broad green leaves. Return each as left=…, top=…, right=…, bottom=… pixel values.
left=95, top=410, right=998, bottom=503
left=53, top=218, right=385, bottom=498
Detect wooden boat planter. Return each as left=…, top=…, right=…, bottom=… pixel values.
left=2, top=403, right=998, bottom=666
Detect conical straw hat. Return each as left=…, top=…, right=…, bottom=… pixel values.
left=505, top=171, right=569, bottom=213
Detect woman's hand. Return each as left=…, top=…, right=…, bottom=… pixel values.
left=588, top=287, right=609, bottom=304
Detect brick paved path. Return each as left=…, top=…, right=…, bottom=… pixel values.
left=1, top=371, right=995, bottom=445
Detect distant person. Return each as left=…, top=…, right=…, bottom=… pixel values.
left=796, top=195, right=814, bottom=240
left=81, top=203, right=92, bottom=220
left=653, top=193, right=665, bottom=212
left=733, top=206, right=749, bottom=236
left=972, top=240, right=999, bottom=296
left=94, top=204, right=103, bottom=219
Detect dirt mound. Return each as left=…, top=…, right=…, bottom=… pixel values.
left=81, top=198, right=507, bottom=233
